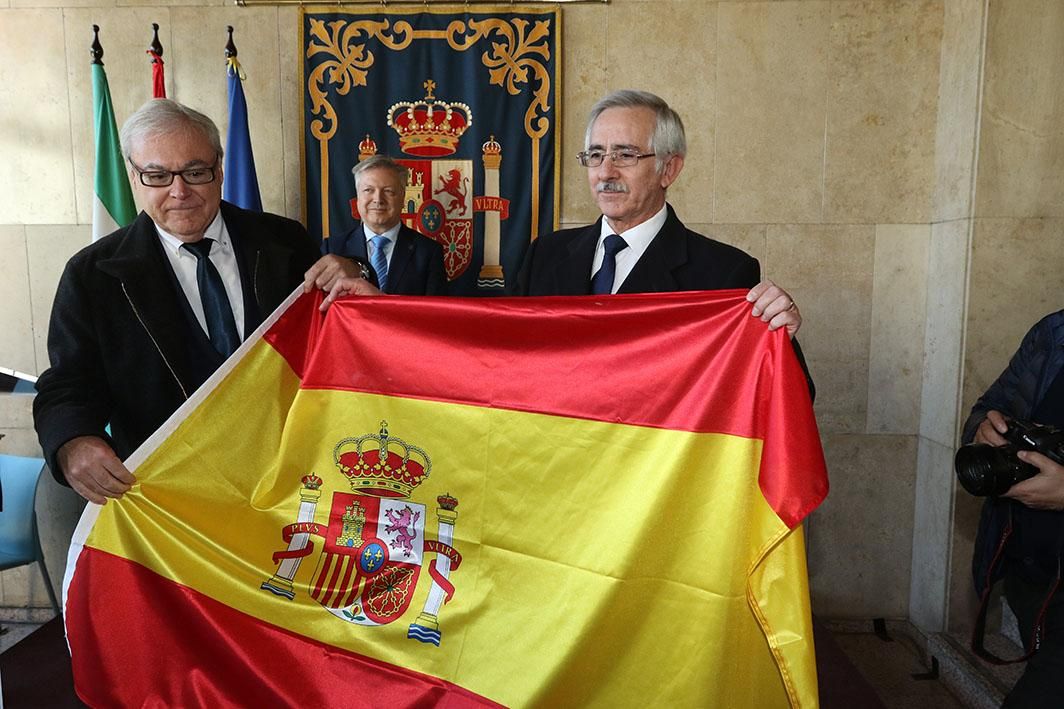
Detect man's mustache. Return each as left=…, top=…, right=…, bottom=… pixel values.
left=595, top=181, right=628, bottom=194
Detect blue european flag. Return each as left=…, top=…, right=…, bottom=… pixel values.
left=223, top=58, right=262, bottom=212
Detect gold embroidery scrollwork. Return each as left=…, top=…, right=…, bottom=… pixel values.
left=446, top=18, right=553, bottom=141
left=306, top=18, right=414, bottom=143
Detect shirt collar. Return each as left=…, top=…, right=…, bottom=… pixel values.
left=363, top=222, right=402, bottom=244
left=155, top=209, right=226, bottom=255
left=598, top=203, right=668, bottom=250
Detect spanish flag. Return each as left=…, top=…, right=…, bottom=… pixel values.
left=64, top=289, right=827, bottom=707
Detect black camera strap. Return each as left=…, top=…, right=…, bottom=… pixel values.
left=971, top=507, right=1063, bottom=664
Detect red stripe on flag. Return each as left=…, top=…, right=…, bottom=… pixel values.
left=266, top=291, right=826, bottom=528
left=263, top=290, right=326, bottom=380
left=67, top=549, right=501, bottom=708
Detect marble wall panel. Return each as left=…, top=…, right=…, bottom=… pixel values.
left=0, top=226, right=35, bottom=373
left=0, top=394, right=33, bottom=431
left=0, top=10, right=77, bottom=225
left=976, top=0, right=1064, bottom=218
left=714, top=1, right=829, bottom=224
left=824, top=0, right=942, bottom=224
left=26, top=224, right=93, bottom=373
left=909, top=435, right=955, bottom=631
left=0, top=566, right=33, bottom=608
left=63, top=8, right=173, bottom=225
left=963, top=217, right=1064, bottom=414
left=948, top=480, right=983, bottom=634
left=279, top=5, right=302, bottom=222
left=932, top=0, right=985, bottom=221
left=605, top=2, right=716, bottom=223
left=867, top=224, right=930, bottom=435
left=919, top=218, right=969, bottom=448
left=170, top=7, right=286, bottom=216
left=118, top=0, right=222, bottom=6
left=808, top=433, right=917, bottom=618
left=559, top=4, right=608, bottom=227
left=0, top=428, right=41, bottom=458
left=697, top=223, right=767, bottom=270
left=766, top=224, right=875, bottom=434
left=11, top=0, right=113, bottom=7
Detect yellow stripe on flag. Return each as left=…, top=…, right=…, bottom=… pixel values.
left=83, top=340, right=814, bottom=707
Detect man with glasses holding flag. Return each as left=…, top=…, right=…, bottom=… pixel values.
left=34, top=99, right=357, bottom=504
left=514, top=90, right=807, bottom=352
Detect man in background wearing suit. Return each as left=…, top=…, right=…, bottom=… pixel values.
left=513, top=90, right=804, bottom=344
left=317, top=155, right=447, bottom=296
left=34, top=99, right=352, bottom=504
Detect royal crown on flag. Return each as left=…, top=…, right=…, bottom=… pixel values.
left=387, top=79, right=472, bottom=157
left=301, top=473, right=323, bottom=490
left=333, top=421, right=431, bottom=498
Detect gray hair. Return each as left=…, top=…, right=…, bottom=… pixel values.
left=352, top=155, right=409, bottom=189
left=120, top=99, right=223, bottom=161
left=585, top=90, right=687, bottom=172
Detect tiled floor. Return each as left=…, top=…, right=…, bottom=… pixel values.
left=830, top=627, right=967, bottom=708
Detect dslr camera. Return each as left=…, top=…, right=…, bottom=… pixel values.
left=955, top=419, right=1064, bottom=497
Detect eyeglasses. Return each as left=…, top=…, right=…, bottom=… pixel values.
left=129, top=158, right=218, bottom=187
left=576, top=150, right=656, bottom=168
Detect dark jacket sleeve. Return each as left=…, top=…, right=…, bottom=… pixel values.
left=33, top=259, right=115, bottom=483
left=961, top=319, right=1049, bottom=444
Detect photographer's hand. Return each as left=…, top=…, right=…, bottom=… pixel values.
left=975, top=410, right=1010, bottom=446
left=1004, top=451, right=1064, bottom=510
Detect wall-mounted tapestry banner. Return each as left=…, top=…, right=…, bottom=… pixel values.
left=301, top=5, right=560, bottom=295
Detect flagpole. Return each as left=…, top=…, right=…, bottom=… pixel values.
left=90, top=25, right=137, bottom=242
left=147, top=23, right=166, bottom=99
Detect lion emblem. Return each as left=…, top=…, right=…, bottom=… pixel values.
left=384, top=506, right=421, bottom=558
left=434, top=169, right=469, bottom=216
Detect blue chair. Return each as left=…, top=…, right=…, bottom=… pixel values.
left=0, top=455, right=60, bottom=615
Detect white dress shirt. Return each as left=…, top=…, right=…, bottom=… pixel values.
left=363, top=222, right=403, bottom=270
left=590, top=204, right=669, bottom=294
left=155, top=210, right=246, bottom=339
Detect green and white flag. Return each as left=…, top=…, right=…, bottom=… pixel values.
left=92, top=63, right=136, bottom=241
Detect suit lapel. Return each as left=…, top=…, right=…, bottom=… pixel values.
left=95, top=212, right=198, bottom=392
left=617, top=205, right=687, bottom=294
left=557, top=221, right=602, bottom=295
left=348, top=222, right=370, bottom=261
left=388, top=226, right=417, bottom=294
left=223, top=202, right=294, bottom=331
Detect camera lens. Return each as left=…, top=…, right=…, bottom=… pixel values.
left=955, top=444, right=1032, bottom=497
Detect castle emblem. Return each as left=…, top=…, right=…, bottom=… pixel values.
left=261, top=421, right=462, bottom=647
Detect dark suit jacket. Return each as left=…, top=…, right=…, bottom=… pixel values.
left=33, top=201, right=319, bottom=482
left=513, top=203, right=814, bottom=397
left=514, top=204, right=759, bottom=296
left=322, top=222, right=448, bottom=295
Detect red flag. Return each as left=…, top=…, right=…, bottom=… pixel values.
left=148, top=51, right=165, bottom=98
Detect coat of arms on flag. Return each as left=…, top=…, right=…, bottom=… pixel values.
left=262, top=421, right=462, bottom=646
left=64, top=290, right=827, bottom=707
left=302, top=7, right=559, bottom=294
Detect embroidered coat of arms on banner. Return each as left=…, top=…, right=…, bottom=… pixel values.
left=302, top=7, right=560, bottom=294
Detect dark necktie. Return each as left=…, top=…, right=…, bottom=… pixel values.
left=590, top=234, right=629, bottom=295
left=370, top=235, right=389, bottom=293
left=182, top=238, right=241, bottom=357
